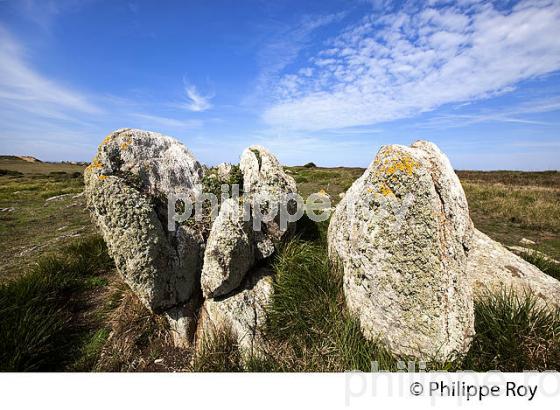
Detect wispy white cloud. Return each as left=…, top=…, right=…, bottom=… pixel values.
left=263, top=0, right=560, bottom=131
left=0, top=25, right=101, bottom=119
left=248, top=12, right=346, bottom=104
left=0, top=25, right=210, bottom=160
left=323, top=126, right=383, bottom=135
left=184, top=84, right=213, bottom=112
left=418, top=96, right=560, bottom=129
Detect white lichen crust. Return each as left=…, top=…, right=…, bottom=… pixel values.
left=200, top=198, right=256, bottom=298
left=84, top=128, right=204, bottom=312
left=196, top=268, right=274, bottom=362
left=328, top=140, right=475, bottom=361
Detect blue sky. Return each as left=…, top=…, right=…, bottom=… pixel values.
left=0, top=0, right=559, bottom=170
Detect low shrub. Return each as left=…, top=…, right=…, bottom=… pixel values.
left=0, top=169, right=23, bottom=176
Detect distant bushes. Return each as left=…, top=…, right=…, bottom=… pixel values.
left=0, top=169, right=23, bottom=176
left=49, top=171, right=82, bottom=178
left=303, top=162, right=317, bottom=168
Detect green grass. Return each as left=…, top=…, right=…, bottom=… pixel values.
left=456, top=170, right=560, bottom=189
left=461, top=181, right=560, bottom=233
left=458, top=171, right=560, bottom=260
left=71, top=328, right=110, bottom=371
left=192, top=326, right=243, bottom=372
left=195, top=217, right=560, bottom=372
left=0, top=235, right=114, bottom=371
left=0, top=169, right=93, bottom=279
left=2, top=160, right=560, bottom=372
left=287, top=166, right=364, bottom=204
left=519, top=252, right=560, bottom=281
left=463, top=291, right=560, bottom=371
left=0, top=156, right=86, bottom=175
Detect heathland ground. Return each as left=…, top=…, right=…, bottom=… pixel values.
left=1, top=157, right=559, bottom=371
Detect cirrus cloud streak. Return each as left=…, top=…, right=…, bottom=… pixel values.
left=263, top=0, right=560, bottom=131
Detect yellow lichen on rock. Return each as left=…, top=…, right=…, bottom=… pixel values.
left=90, top=159, right=103, bottom=169
left=376, top=149, right=419, bottom=178
left=120, top=137, right=132, bottom=151
left=379, top=182, right=394, bottom=197
left=385, top=154, right=418, bottom=176
left=101, top=133, right=114, bottom=146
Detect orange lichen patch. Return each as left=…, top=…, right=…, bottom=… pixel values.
left=119, top=138, right=132, bottom=150
left=101, top=133, right=114, bottom=146
left=366, top=187, right=374, bottom=193
left=386, top=156, right=418, bottom=176
left=90, top=159, right=103, bottom=169
left=98, top=175, right=108, bottom=181
left=379, top=182, right=394, bottom=197
left=377, top=150, right=419, bottom=177
left=317, top=189, right=329, bottom=197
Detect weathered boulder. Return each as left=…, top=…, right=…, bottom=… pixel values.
left=163, top=295, right=201, bottom=348
left=196, top=146, right=297, bottom=357
left=468, top=229, right=560, bottom=309
left=200, top=198, right=256, bottom=298
left=216, top=162, right=233, bottom=181
left=200, top=146, right=297, bottom=300
left=240, top=145, right=297, bottom=253
left=196, top=268, right=274, bottom=362
left=328, top=141, right=475, bottom=360
left=84, top=128, right=204, bottom=312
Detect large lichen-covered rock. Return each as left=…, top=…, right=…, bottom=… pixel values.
left=240, top=145, right=296, bottom=200
left=468, top=229, right=560, bottom=309
left=196, top=268, right=274, bottom=362
left=240, top=145, right=297, bottom=254
left=84, top=128, right=204, bottom=312
left=328, top=141, right=475, bottom=360
left=200, top=198, right=256, bottom=298
left=200, top=146, right=295, bottom=302
left=199, top=147, right=297, bottom=319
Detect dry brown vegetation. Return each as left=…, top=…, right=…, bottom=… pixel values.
left=97, top=286, right=192, bottom=372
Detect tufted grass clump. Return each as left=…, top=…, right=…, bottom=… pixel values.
left=261, top=221, right=397, bottom=371
left=462, top=291, right=560, bottom=371
left=519, top=251, right=560, bottom=281
left=262, top=218, right=560, bottom=372
left=0, top=235, right=114, bottom=371
left=191, top=326, right=243, bottom=372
